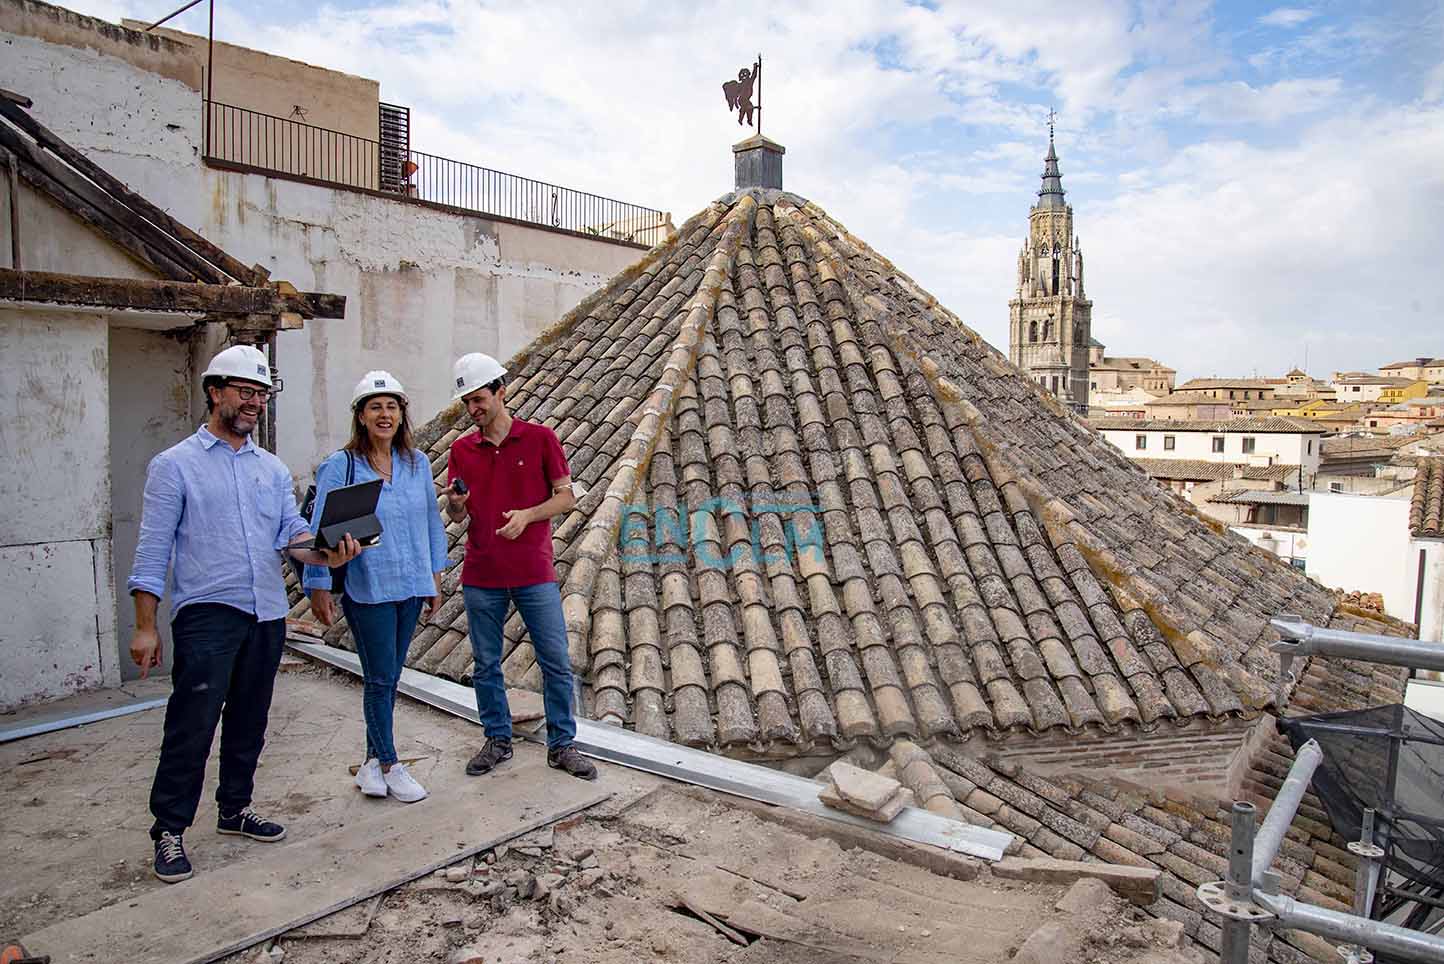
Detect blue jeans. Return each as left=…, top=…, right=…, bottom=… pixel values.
left=341, top=596, right=424, bottom=765
left=462, top=582, right=576, bottom=749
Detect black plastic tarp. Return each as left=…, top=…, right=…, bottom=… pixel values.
left=1280, top=704, right=1444, bottom=942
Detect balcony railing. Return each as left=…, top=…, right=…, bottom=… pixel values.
left=203, top=101, right=668, bottom=247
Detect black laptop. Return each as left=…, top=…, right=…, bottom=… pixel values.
left=294, top=478, right=384, bottom=550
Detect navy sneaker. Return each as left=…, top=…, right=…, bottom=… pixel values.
left=217, top=806, right=287, bottom=842
left=153, top=831, right=193, bottom=883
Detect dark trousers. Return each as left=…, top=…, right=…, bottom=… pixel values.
left=149, top=603, right=284, bottom=840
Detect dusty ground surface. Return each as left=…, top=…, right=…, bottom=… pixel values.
left=0, top=660, right=660, bottom=940
left=5, top=664, right=1204, bottom=964
left=220, top=787, right=1208, bottom=964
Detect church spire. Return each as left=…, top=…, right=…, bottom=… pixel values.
left=1037, top=110, right=1066, bottom=210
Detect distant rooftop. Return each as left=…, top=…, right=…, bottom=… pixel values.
left=1130, top=459, right=1299, bottom=482
left=1175, top=377, right=1277, bottom=390
left=1091, top=416, right=1322, bottom=434
left=1090, top=355, right=1174, bottom=372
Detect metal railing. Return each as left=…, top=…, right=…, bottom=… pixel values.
left=204, top=101, right=668, bottom=247
left=1196, top=617, right=1444, bottom=963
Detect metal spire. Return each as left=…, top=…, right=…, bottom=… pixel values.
left=1037, top=108, right=1067, bottom=210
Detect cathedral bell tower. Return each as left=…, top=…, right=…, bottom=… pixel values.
left=1008, top=118, right=1091, bottom=414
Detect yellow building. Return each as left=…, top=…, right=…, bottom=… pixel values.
left=1379, top=379, right=1430, bottom=405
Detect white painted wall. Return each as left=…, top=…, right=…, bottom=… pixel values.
left=1306, top=492, right=1414, bottom=620
left=1331, top=380, right=1389, bottom=403
left=1411, top=539, right=1443, bottom=644
left=1100, top=427, right=1322, bottom=475
left=0, top=306, right=118, bottom=709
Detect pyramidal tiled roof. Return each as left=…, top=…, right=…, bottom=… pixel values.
left=294, top=187, right=1352, bottom=755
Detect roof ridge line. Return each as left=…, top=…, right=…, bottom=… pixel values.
left=558, top=194, right=758, bottom=670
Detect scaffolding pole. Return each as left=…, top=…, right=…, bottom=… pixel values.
left=1271, top=615, right=1444, bottom=673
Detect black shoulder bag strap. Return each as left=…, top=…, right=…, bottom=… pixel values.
left=332, top=451, right=355, bottom=596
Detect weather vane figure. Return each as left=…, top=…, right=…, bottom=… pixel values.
left=723, top=56, right=763, bottom=132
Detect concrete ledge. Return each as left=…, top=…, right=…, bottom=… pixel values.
left=990, top=856, right=1161, bottom=906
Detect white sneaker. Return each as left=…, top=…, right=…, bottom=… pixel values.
left=355, top=758, right=387, bottom=797
left=383, top=762, right=428, bottom=803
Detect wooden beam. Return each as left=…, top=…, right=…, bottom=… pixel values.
left=0, top=122, right=208, bottom=282
left=0, top=89, right=32, bottom=109
left=0, top=267, right=344, bottom=320
left=3, top=144, right=19, bottom=271
left=297, top=291, right=346, bottom=319
left=0, top=97, right=266, bottom=285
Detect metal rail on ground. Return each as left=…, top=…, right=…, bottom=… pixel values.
left=286, top=637, right=1014, bottom=862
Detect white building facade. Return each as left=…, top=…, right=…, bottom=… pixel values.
left=1094, top=418, right=1323, bottom=479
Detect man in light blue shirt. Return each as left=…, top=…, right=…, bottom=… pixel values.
left=127, top=345, right=358, bottom=884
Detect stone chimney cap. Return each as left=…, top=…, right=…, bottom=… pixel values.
left=733, top=134, right=786, bottom=154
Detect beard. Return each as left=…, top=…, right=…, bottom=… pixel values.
left=218, top=400, right=260, bottom=436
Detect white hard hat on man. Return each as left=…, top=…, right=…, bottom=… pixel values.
left=202, top=344, right=273, bottom=387
left=452, top=352, right=507, bottom=400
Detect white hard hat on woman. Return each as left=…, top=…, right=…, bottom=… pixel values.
left=351, top=370, right=408, bottom=409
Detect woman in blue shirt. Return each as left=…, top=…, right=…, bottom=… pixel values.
left=306, top=371, right=448, bottom=803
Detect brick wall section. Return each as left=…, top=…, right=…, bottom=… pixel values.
left=988, top=717, right=1254, bottom=798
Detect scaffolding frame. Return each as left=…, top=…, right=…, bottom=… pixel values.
left=1198, top=617, right=1444, bottom=963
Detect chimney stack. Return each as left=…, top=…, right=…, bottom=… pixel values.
left=734, top=134, right=785, bottom=190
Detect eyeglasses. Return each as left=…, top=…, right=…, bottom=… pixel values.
left=227, top=381, right=282, bottom=402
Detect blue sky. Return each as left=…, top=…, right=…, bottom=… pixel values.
left=75, top=0, right=1444, bottom=380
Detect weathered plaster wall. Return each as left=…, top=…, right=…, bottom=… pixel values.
left=199, top=171, right=639, bottom=474
left=0, top=306, right=117, bottom=709
left=0, top=13, right=207, bottom=228
left=4, top=178, right=165, bottom=278
left=128, top=22, right=380, bottom=141
left=109, top=326, right=192, bottom=681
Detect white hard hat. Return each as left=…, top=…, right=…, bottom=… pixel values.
left=452, top=352, right=508, bottom=400
left=202, top=344, right=272, bottom=387
left=351, top=370, right=408, bottom=409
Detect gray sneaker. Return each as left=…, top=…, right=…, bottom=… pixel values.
left=547, top=744, right=597, bottom=781
left=465, top=738, right=513, bottom=776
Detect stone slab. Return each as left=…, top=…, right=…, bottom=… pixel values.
left=991, top=856, right=1161, bottom=906
left=818, top=781, right=914, bottom=823
left=825, top=760, right=904, bottom=811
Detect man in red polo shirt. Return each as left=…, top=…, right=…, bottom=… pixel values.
left=445, top=352, right=597, bottom=781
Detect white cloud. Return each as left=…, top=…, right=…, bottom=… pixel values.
left=1259, top=8, right=1317, bottom=29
